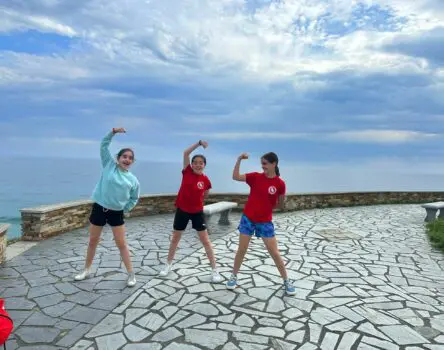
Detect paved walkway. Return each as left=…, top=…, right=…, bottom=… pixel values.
left=2, top=205, right=444, bottom=349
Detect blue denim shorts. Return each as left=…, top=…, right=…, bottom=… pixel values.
left=238, top=215, right=275, bottom=238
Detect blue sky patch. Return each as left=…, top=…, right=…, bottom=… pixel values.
left=0, top=30, right=77, bottom=55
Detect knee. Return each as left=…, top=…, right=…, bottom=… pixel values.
left=89, top=235, right=100, bottom=246
left=171, top=233, right=181, bottom=244
left=200, top=237, right=211, bottom=248
left=115, top=238, right=127, bottom=250
left=237, top=246, right=248, bottom=255
left=268, top=247, right=280, bottom=257
left=200, top=236, right=213, bottom=249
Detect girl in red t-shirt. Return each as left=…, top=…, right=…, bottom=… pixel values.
left=226, top=152, right=296, bottom=295
left=158, top=140, right=223, bottom=283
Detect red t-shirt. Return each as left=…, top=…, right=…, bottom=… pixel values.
left=175, top=165, right=212, bottom=213
left=243, top=172, right=286, bottom=223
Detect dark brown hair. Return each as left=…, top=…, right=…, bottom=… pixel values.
left=117, top=148, right=135, bottom=161
left=192, top=154, right=207, bottom=165
left=262, top=152, right=280, bottom=176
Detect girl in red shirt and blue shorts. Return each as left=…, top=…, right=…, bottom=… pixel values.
left=158, top=140, right=223, bottom=283
left=226, top=152, right=296, bottom=295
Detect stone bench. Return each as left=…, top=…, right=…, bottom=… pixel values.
left=203, top=201, right=238, bottom=226
left=421, top=201, right=444, bottom=222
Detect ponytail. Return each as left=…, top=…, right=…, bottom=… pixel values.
left=262, top=152, right=280, bottom=176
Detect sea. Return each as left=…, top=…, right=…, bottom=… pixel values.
left=0, top=157, right=247, bottom=239
left=2, top=157, right=444, bottom=240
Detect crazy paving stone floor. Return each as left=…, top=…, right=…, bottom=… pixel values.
left=2, top=205, right=444, bottom=350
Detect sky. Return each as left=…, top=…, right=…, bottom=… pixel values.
left=1, top=0, right=444, bottom=191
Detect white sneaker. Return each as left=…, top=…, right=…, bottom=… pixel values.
left=127, top=272, right=137, bottom=287
left=74, top=268, right=91, bottom=281
left=159, top=262, right=173, bottom=277
left=211, top=269, right=223, bottom=283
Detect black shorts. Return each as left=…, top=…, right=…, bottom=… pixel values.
left=89, top=203, right=125, bottom=227
left=173, top=208, right=207, bottom=232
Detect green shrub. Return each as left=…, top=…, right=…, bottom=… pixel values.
left=426, top=219, right=444, bottom=252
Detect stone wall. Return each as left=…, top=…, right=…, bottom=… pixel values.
left=0, top=223, right=9, bottom=264
left=21, top=200, right=95, bottom=241
left=20, top=191, right=444, bottom=240
left=283, top=191, right=444, bottom=211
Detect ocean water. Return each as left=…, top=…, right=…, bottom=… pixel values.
left=3, top=156, right=444, bottom=240
left=0, top=157, right=247, bottom=239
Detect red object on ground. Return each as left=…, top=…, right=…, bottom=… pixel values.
left=0, top=299, right=13, bottom=348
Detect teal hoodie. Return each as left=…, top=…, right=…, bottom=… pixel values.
left=91, top=132, right=140, bottom=212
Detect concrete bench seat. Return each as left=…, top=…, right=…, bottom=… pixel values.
left=203, top=201, right=238, bottom=226
left=421, top=201, right=444, bottom=222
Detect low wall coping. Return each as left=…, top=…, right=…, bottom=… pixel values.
left=20, top=199, right=94, bottom=214
left=0, top=223, right=10, bottom=237
left=19, top=191, right=443, bottom=214
left=19, top=193, right=180, bottom=214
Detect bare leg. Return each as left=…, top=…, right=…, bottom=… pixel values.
left=75, top=224, right=103, bottom=280
left=167, top=231, right=183, bottom=263
left=84, top=224, right=104, bottom=269
left=112, top=224, right=133, bottom=273
left=262, top=236, right=288, bottom=280
left=198, top=230, right=216, bottom=269
left=232, top=234, right=252, bottom=275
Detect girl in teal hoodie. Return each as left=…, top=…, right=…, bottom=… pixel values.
left=75, top=128, right=140, bottom=287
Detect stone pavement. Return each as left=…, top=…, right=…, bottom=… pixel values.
left=2, top=205, right=444, bottom=349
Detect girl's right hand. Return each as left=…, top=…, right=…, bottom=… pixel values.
left=112, top=127, right=126, bottom=134
left=238, top=152, right=249, bottom=160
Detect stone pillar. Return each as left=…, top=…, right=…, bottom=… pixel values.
left=0, top=223, right=9, bottom=264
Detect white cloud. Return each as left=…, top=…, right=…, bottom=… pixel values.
left=6, top=136, right=96, bottom=145
left=329, top=130, right=438, bottom=143
left=177, top=129, right=439, bottom=144
left=2, top=135, right=179, bottom=161
left=50, top=137, right=96, bottom=145
left=177, top=131, right=310, bottom=140
left=0, top=52, right=89, bottom=85
left=1, top=0, right=443, bottom=82
left=1, top=0, right=443, bottom=169
left=110, top=117, right=158, bottom=130
left=0, top=8, right=77, bottom=36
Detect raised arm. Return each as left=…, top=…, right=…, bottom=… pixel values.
left=100, top=127, right=126, bottom=167
left=183, top=140, right=208, bottom=169
left=233, top=153, right=249, bottom=182
left=100, top=132, right=114, bottom=167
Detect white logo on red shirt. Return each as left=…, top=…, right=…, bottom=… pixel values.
left=197, top=181, right=205, bottom=190
left=268, top=186, right=277, bottom=195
